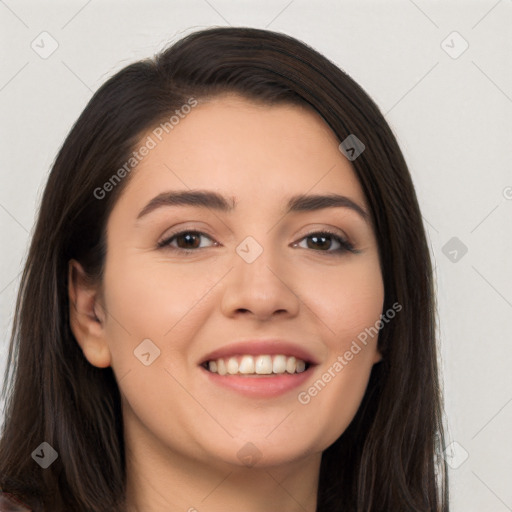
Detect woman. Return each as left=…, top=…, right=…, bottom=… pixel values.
left=0, top=26, right=449, bottom=511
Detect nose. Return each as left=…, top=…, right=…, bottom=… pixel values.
left=220, top=239, right=300, bottom=321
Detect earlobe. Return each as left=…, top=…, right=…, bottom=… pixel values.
left=68, top=259, right=111, bottom=368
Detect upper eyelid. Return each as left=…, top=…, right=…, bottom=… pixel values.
left=159, top=221, right=351, bottom=239
left=159, top=227, right=348, bottom=240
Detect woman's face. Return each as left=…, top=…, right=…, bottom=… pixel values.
left=82, top=94, right=384, bottom=469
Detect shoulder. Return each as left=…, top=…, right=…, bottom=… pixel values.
left=0, top=491, right=32, bottom=512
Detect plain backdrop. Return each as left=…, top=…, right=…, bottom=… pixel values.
left=1, top=1, right=511, bottom=510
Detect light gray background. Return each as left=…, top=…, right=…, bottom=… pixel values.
left=1, top=1, right=511, bottom=510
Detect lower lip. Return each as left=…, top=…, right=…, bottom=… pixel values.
left=199, top=366, right=314, bottom=398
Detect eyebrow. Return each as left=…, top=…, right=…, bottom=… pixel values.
left=136, top=190, right=370, bottom=222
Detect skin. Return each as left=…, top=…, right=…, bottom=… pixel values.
left=69, top=94, right=384, bottom=512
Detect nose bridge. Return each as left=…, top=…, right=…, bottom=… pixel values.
left=220, top=229, right=299, bottom=319
left=231, top=203, right=281, bottom=267
left=233, top=232, right=281, bottom=288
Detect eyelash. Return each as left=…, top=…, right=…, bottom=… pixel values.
left=157, top=229, right=357, bottom=256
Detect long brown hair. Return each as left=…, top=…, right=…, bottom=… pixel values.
left=0, top=26, right=449, bottom=511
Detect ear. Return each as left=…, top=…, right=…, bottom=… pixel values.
left=372, top=348, right=383, bottom=364
left=68, top=259, right=111, bottom=368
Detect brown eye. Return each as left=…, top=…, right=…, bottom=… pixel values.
left=158, top=230, right=216, bottom=252
left=294, top=231, right=356, bottom=254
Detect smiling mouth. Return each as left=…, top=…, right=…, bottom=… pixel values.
left=201, top=354, right=311, bottom=376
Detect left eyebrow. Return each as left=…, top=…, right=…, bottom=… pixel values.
left=136, top=189, right=370, bottom=223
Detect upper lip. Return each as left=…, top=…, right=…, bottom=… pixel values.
left=198, top=338, right=320, bottom=366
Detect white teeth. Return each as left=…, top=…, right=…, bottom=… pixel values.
left=217, top=359, right=227, bottom=376
left=255, top=355, right=272, bottom=374
left=272, top=355, right=287, bottom=374
left=239, top=355, right=255, bottom=374
left=204, top=354, right=309, bottom=375
left=286, top=356, right=297, bottom=374
left=227, top=357, right=239, bottom=374
left=295, top=359, right=306, bottom=373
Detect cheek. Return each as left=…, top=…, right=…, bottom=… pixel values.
left=311, top=253, right=384, bottom=341
left=99, top=257, right=211, bottom=444
left=100, top=253, right=230, bottom=394
left=299, top=356, right=376, bottom=453
left=102, top=254, right=213, bottom=338
left=296, top=256, right=383, bottom=443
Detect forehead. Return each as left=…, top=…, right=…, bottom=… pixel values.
left=116, top=95, right=367, bottom=213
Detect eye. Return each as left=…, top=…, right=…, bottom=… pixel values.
left=157, top=229, right=357, bottom=255
left=293, top=230, right=356, bottom=255
left=158, top=230, right=217, bottom=253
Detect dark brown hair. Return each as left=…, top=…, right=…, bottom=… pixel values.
left=0, top=26, right=449, bottom=511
